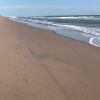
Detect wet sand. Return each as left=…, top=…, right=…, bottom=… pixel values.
left=0, top=16, right=100, bottom=100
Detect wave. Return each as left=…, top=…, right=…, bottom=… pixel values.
left=32, top=16, right=100, bottom=20
left=8, top=16, right=17, bottom=19
left=54, top=16, right=100, bottom=20
left=32, top=19, right=54, bottom=25
left=89, top=37, right=100, bottom=47
left=46, top=23, right=100, bottom=37
left=32, top=19, right=100, bottom=37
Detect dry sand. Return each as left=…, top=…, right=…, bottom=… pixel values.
left=0, top=16, right=100, bottom=100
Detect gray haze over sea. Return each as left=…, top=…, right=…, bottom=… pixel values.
left=10, top=15, right=100, bottom=47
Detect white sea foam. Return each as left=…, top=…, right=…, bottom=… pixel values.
left=8, top=16, right=17, bottom=19
left=35, top=16, right=100, bottom=20
left=52, top=24, right=100, bottom=37
left=58, top=16, right=100, bottom=20
left=32, top=19, right=54, bottom=25
left=89, top=37, right=100, bottom=47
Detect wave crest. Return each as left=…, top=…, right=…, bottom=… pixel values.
left=89, top=37, right=100, bottom=47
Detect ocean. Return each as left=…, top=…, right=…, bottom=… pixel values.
left=9, top=15, right=100, bottom=47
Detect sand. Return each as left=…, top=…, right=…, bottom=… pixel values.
left=0, top=16, right=100, bottom=100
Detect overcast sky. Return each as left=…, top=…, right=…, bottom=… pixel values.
left=0, top=0, right=100, bottom=16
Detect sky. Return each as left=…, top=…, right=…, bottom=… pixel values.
left=0, top=0, right=100, bottom=16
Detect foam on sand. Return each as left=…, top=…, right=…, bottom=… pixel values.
left=89, top=37, right=100, bottom=47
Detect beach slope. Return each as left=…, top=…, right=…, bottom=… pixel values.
left=0, top=17, right=100, bottom=100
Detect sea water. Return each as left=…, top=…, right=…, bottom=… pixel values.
left=9, top=15, right=100, bottom=47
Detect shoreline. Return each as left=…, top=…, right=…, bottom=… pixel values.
left=9, top=17, right=92, bottom=47
left=0, top=16, right=100, bottom=100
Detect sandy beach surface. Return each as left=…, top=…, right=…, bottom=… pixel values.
left=0, top=16, right=100, bottom=100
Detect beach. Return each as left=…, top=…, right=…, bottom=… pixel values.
left=0, top=16, right=100, bottom=100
